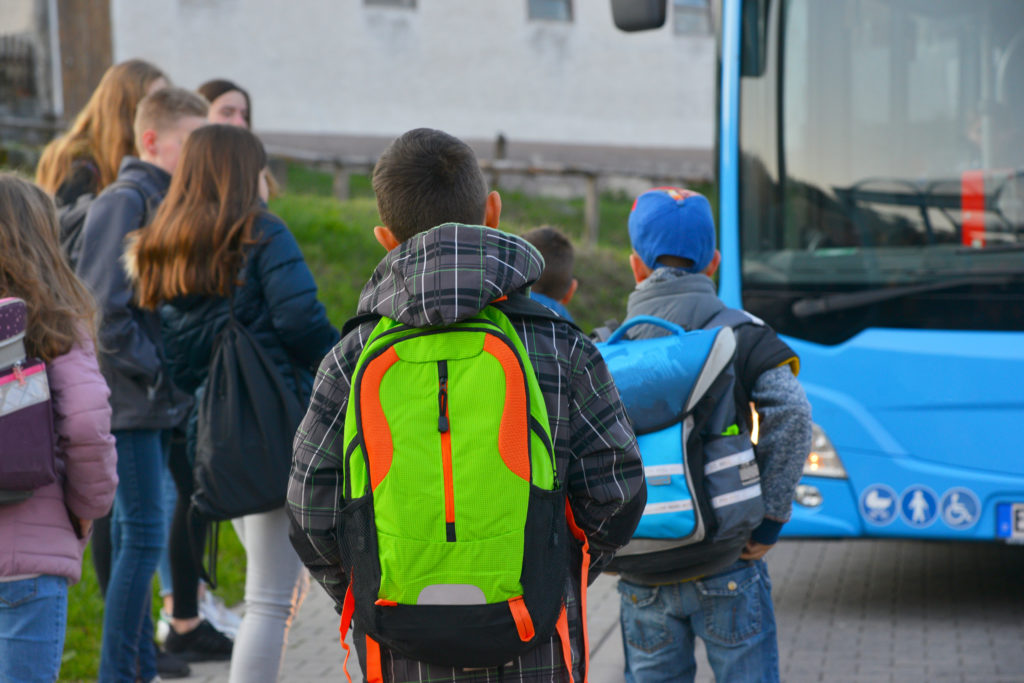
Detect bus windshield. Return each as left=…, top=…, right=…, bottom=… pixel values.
left=738, top=0, right=1024, bottom=343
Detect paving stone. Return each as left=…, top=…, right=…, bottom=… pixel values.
left=182, top=540, right=1024, bottom=681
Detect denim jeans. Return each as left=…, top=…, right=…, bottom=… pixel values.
left=0, top=575, right=69, bottom=683
left=99, top=429, right=167, bottom=683
left=155, top=451, right=178, bottom=598
left=618, top=559, right=779, bottom=683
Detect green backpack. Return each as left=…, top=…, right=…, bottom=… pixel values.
left=336, top=301, right=573, bottom=669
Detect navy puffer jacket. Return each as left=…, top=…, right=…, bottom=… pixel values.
left=159, top=211, right=339, bottom=406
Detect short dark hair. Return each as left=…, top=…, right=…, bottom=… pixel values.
left=372, top=128, right=488, bottom=243
left=522, top=225, right=575, bottom=299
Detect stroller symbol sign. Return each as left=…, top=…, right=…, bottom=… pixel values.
left=859, top=484, right=898, bottom=526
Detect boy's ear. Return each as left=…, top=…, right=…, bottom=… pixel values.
left=630, top=252, right=652, bottom=284
left=483, top=190, right=502, bottom=229
left=702, top=250, right=722, bottom=277
left=560, top=278, right=578, bottom=306
left=137, top=129, right=158, bottom=161
left=374, top=225, right=401, bottom=251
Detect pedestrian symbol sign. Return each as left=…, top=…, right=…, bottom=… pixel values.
left=940, top=488, right=980, bottom=530
left=859, top=484, right=898, bottom=526
left=900, top=486, right=938, bottom=528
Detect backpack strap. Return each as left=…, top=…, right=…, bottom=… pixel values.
left=701, top=307, right=762, bottom=331
left=339, top=291, right=581, bottom=339
left=563, top=498, right=590, bottom=683
left=337, top=580, right=356, bottom=683
left=340, top=312, right=382, bottom=339
left=492, top=291, right=583, bottom=333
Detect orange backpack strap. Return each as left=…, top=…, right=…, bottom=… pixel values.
left=338, top=581, right=355, bottom=683
left=555, top=605, right=574, bottom=683
left=365, top=635, right=384, bottom=683
left=564, top=499, right=591, bottom=682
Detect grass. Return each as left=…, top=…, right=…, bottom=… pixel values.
left=60, top=523, right=246, bottom=682
left=271, top=164, right=717, bottom=332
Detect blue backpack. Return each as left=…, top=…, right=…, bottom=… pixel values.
left=596, top=316, right=764, bottom=578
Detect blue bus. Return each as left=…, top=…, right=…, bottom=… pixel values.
left=614, top=0, right=1024, bottom=543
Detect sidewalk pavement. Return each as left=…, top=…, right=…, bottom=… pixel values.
left=187, top=539, right=1024, bottom=682
left=187, top=573, right=687, bottom=683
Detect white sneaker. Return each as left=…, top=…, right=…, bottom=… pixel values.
left=199, top=590, right=242, bottom=640
left=155, top=609, right=172, bottom=646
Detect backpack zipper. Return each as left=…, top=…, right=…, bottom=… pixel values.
left=437, top=360, right=456, bottom=542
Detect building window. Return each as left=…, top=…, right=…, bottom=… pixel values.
left=528, top=0, right=572, bottom=22
left=365, top=0, right=416, bottom=8
left=673, top=0, right=711, bottom=35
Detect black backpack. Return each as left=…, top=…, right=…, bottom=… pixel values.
left=190, top=304, right=305, bottom=583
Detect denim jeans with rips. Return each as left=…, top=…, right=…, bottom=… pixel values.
left=0, top=575, right=69, bottom=683
left=618, top=559, right=779, bottom=683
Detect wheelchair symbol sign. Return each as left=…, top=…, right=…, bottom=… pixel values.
left=940, top=488, right=980, bottom=530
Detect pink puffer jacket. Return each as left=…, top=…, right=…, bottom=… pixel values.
left=0, top=331, right=117, bottom=583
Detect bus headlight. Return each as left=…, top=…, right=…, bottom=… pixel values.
left=803, top=423, right=847, bottom=478
left=795, top=484, right=823, bottom=507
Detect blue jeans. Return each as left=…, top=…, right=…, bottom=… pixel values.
left=99, top=429, right=167, bottom=683
left=156, top=449, right=178, bottom=598
left=0, top=575, right=68, bottom=683
left=618, top=559, right=779, bottom=683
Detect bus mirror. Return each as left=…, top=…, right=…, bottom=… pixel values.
left=611, top=0, right=667, bottom=32
left=741, top=0, right=769, bottom=77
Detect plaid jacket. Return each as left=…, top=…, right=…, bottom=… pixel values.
left=287, top=223, right=646, bottom=682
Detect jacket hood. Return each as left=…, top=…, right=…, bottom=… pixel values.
left=627, top=268, right=726, bottom=329
left=357, top=223, right=544, bottom=327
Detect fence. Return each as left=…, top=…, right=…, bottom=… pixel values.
left=265, top=144, right=708, bottom=246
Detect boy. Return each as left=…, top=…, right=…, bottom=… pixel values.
left=618, top=187, right=812, bottom=683
left=74, top=87, right=222, bottom=682
left=522, top=225, right=578, bottom=322
left=288, top=128, right=646, bottom=682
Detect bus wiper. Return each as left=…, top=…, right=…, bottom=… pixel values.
left=791, top=276, right=1013, bottom=318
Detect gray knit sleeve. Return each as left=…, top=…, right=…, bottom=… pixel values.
left=751, top=365, right=813, bottom=523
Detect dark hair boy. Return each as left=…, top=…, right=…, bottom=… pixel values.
left=288, top=128, right=646, bottom=682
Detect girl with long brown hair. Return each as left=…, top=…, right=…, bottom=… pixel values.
left=128, top=124, right=338, bottom=683
left=0, top=174, right=117, bottom=681
left=36, top=59, right=167, bottom=206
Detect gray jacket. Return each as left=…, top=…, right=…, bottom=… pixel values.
left=75, top=157, right=191, bottom=431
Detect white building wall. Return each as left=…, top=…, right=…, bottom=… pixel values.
left=111, top=0, right=713, bottom=151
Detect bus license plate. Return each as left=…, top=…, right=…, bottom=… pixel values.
left=996, top=503, right=1024, bottom=542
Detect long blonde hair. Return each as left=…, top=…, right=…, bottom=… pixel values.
left=0, top=174, right=98, bottom=361
left=129, top=125, right=267, bottom=309
left=35, top=59, right=167, bottom=196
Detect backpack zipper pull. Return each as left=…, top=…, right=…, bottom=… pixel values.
left=12, top=361, right=25, bottom=386
left=438, top=361, right=449, bottom=433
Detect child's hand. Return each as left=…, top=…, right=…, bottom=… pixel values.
left=740, top=541, right=773, bottom=560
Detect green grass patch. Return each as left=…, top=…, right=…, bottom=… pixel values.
left=269, top=190, right=641, bottom=332
left=60, top=522, right=246, bottom=682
